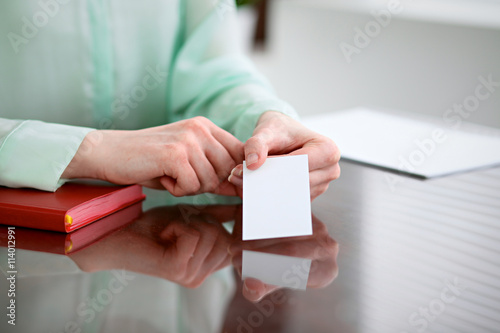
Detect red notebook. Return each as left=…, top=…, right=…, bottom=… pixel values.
left=0, top=181, right=146, bottom=232
left=0, top=201, right=143, bottom=254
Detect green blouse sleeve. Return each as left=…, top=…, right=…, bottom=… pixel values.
left=0, top=118, right=93, bottom=191
left=167, top=0, right=298, bottom=142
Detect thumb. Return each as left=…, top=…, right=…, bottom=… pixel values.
left=244, top=134, right=270, bottom=170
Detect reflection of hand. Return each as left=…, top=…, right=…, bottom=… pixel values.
left=70, top=205, right=238, bottom=288
left=228, top=111, right=341, bottom=200
left=229, top=214, right=339, bottom=302
left=62, top=117, right=244, bottom=197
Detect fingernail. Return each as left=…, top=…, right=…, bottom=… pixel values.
left=230, top=167, right=241, bottom=178
left=244, top=281, right=256, bottom=294
left=246, top=153, right=258, bottom=166
left=228, top=174, right=233, bottom=183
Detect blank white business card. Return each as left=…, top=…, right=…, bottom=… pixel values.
left=242, top=155, right=312, bottom=241
left=242, top=250, right=311, bottom=290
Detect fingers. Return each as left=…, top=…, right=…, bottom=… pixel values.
left=189, top=146, right=221, bottom=193
left=182, top=222, right=232, bottom=288
left=308, top=164, right=341, bottom=199
left=310, top=183, right=330, bottom=200
left=228, top=164, right=243, bottom=187
left=307, top=255, right=339, bottom=289
left=205, top=139, right=239, bottom=183
left=212, top=179, right=241, bottom=197
left=185, top=121, right=239, bottom=194
left=229, top=147, right=340, bottom=199
left=243, top=128, right=275, bottom=170
left=160, top=160, right=201, bottom=196
left=159, top=222, right=200, bottom=266
left=243, top=278, right=281, bottom=302
left=157, top=117, right=245, bottom=196
left=188, top=239, right=232, bottom=287
left=287, top=136, right=340, bottom=172
left=180, top=223, right=220, bottom=287
left=309, top=164, right=341, bottom=185
left=205, top=118, right=245, bottom=164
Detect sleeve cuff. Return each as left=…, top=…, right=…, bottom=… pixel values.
left=0, top=120, right=94, bottom=191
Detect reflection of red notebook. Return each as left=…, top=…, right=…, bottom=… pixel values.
left=0, top=181, right=146, bottom=232
left=0, top=202, right=142, bottom=254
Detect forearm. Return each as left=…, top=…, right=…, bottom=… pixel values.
left=61, top=130, right=104, bottom=180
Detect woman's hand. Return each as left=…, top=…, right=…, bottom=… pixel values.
left=70, top=205, right=238, bottom=288
left=229, top=214, right=339, bottom=302
left=62, top=117, right=244, bottom=196
left=228, top=111, right=341, bottom=200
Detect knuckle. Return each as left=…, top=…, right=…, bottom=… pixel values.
left=190, top=181, right=202, bottom=194
left=177, top=178, right=201, bottom=196
left=323, top=139, right=341, bottom=164
left=329, top=238, right=340, bottom=255
left=205, top=178, right=220, bottom=193
left=174, top=267, right=187, bottom=280
left=165, top=143, right=185, bottom=160
left=185, top=117, right=203, bottom=131
left=312, top=183, right=330, bottom=198
left=245, top=134, right=267, bottom=151
left=193, top=116, right=209, bottom=123
left=334, top=165, right=341, bottom=179
left=198, top=171, right=219, bottom=193
left=312, top=219, right=328, bottom=234
left=170, top=187, right=186, bottom=197
left=184, top=279, right=203, bottom=289
left=221, top=160, right=237, bottom=179
left=177, top=130, right=192, bottom=142
left=317, top=236, right=339, bottom=258
left=189, top=116, right=211, bottom=130
left=329, top=164, right=341, bottom=181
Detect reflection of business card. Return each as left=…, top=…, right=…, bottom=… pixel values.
left=242, top=250, right=311, bottom=290
left=242, top=155, right=312, bottom=240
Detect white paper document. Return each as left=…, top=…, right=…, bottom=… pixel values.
left=302, top=108, right=500, bottom=178
left=242, top=250, right=311, bottom=290
left=243, top=155, right=312, bottom=241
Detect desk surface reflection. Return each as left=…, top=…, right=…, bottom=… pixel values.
left=1, top=160, right=500, bottom=333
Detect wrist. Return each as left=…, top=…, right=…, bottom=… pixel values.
left=61, top=130, right=104, bottom=180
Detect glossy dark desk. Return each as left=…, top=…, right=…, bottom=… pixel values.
left=1, top=161, right=500, bottom=333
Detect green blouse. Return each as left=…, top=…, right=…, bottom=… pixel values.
left=0, top=0, right=297, bottom=191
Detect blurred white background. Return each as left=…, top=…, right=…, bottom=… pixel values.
left=237, top=0, right=500, bottom=128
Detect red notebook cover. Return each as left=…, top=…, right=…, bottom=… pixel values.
left=0, top=201, right=143, bottom=255
left=0, top=181, right=146, bottom=232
